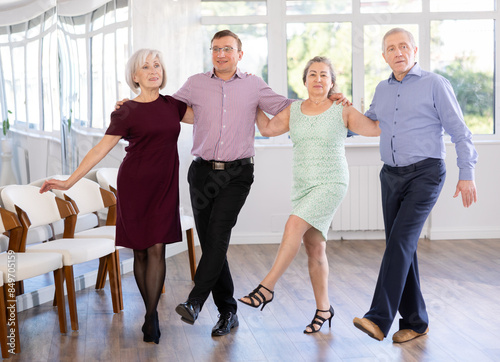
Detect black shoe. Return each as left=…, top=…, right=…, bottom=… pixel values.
left=175, top=300, right=201, bottom=325
left=239, top=284, right=274, bottom=311
left=142, top=312, right=160, bottom=344
left=304, top=305, right=334, bottom=334
left=211, top=312, right=239, bottom=337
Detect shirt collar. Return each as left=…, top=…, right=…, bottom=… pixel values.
left=209, top=67, right=243, bottom=80
left=388, top=62, right=421, bottom=83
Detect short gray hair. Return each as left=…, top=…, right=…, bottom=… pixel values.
left=125, top=49, right=167, bottom=94
left=382, top=28, right=416, bottom=53
left=302, top=56, right=337, bottom=96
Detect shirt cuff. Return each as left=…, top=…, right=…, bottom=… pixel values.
left=459, top=168, right=475, bottom=181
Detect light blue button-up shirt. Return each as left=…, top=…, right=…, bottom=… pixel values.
left=365, top=63, right=477, bottom=180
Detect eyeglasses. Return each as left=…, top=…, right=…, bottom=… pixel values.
left=210, top=46, right=238, bottom=54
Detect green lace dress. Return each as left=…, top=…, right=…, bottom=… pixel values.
left=289, top=101, right=349, bottom=240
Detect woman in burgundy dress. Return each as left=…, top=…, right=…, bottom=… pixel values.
left=40, top=49, right=194, bottom=344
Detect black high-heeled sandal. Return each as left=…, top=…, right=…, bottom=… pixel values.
left=238, top=284, right=274, bottom=311
left=303, top=305, right=334, bottom=334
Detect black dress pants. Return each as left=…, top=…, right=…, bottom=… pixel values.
left=364, top=158, right=446, bottom=336
left=187, top=160, right=254, bottom=314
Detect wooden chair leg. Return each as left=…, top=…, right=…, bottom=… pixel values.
left=64, top=266, right=79, bottom=331
left=15, top=280, right=23, bottom=296
left=0, top=285, right=10, bottom=358
left=95, top=257, right=108, bottom=290
left=114, top=250, right=123, bottom=310
left=53, top=268, right=67, bottom=334
left=186, top=228, right=196, bottom=281
left=106, top=252, right=121, bottom=314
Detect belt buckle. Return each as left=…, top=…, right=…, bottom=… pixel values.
left=212, top=162, right=225, bottom=170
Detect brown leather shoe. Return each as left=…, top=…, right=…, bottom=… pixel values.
left=392, top=327, right=429, bottom=343
left=353, top=317, right=384, bottom=341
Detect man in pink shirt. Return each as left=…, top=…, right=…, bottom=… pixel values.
left=174, top=30, right=293, bottom=336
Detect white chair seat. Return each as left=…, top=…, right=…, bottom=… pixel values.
left=74, top=226, right=125, bottom=250
left=27, top=238, right=115, bottom=266
left=0, top=252, right=63, bottom=281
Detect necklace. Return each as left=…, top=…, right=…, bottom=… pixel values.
left=310, top=98, right=327, bottom=105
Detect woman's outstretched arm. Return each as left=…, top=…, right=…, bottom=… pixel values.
left=40, top=134, right=121, bottom=193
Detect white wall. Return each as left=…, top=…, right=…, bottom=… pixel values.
left=231, top=140, right=500, bottom=243
left=430, top=141, right=500, bottom=240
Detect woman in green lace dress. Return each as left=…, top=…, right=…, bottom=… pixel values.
left=239, top=56, right=380, bottom=333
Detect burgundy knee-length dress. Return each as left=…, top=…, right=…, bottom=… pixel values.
left=105, top=95, right=187, bottom=250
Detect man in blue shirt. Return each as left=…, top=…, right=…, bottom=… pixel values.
left=353, top=28, right=478, bottom=343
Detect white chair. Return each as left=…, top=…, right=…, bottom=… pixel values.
left=96, top=168, right=198, bottom=280
left=29, top=176, right=99, bottom=238
left=49, top=176, right=123, bottom=311
left=0, top=207, right=67, bottom=355
left=1, top=185, right=121, bottom=331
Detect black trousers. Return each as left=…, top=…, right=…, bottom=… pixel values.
left=364, top=158, right=446, bottom=336
left=187, top=160, right=254, bottom=314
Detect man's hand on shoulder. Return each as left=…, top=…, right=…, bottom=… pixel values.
left=115, top=98, right=130, bottom=110
left=329, top=93, right=352, bottom=106
left=454, top=180, right=477, bottom=208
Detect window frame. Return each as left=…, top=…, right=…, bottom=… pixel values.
left=0, top=9, right=57, bottom=134
left=201, top=0, right=499, bottom=143
left=58, top=0, right=131, bottom=131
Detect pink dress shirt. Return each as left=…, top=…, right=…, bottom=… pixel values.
left=173, top=68, right=293, bottom=162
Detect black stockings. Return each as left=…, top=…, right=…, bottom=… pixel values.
left=133, top=243, right=166, bottom=319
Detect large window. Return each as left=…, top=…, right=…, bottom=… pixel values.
left=58, top=0, right=130, bottom=130
left=2, top=1, right=497, bottom=139
left=0, top=8, right=57, bottom=133
left=202, top=24, right=269, bottom=83
left=430, top=20, right=494, bottom=134
left=202, top=0, right=499, bottom=138
left=287, top=22, right=352, bottom=99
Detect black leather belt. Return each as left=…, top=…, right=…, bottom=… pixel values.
left=193, top=156, right=254, bottom=170
left=384, top=158, right=441, bottom=174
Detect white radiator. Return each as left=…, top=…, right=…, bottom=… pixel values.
left=331, top=164, right=385, bottom=231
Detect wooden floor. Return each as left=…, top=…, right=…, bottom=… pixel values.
left=5, top=238, right=500, bottom=361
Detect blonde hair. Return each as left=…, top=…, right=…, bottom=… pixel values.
left=125, top=49, right=167, bottom=94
